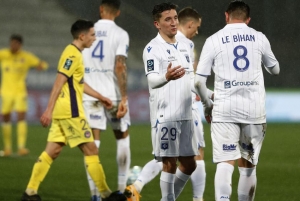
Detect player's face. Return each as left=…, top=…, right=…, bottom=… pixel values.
left=10, top=40, right=22, bottom=54
left=187, top=18, right=201, bottom=40
left=82, top=27, right=96, bottom=48
left=154, top=9, right=178, bottom=38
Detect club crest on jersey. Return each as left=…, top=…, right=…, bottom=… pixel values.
left=161, top=142, right=168, bottom=150
left=147, top=46, right=152, bottom=53
left=224, top=81, right=231, bottom=89
left=185, top=54, right=190, bottom=63
left=63, top=59, right=73, bottom=70
left=85, top=67, right=90, bottom=73
left=147, top=59, right=154, bottom=72
left=190, top=43, right=193, bottom=48
left=167, top=49, right=170, bottom=54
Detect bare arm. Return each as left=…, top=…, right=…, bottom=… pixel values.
left=84, top=82, right=112, bottom=109
left=36, top=60, right=49, bottom=71
left=40, top=73, right=67, bottom=127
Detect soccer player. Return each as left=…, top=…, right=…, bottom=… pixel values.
left=141, top=3, right=198, bottom=201
left=126, top=7, right=212, bottom=201
left=82, top=0, right=131, bottom=199
left=21, top=19, right=127, bottom=201
left=0, top=34, right=48, bottom=156
left=194, top=1, right=280, bottom=201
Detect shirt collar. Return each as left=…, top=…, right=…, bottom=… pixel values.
left=224, top=23, right=248, bottom=29
left=156, top=33, right=178, bottom=45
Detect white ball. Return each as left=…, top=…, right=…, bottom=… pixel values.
left=127, top=166, right=142, bottom=185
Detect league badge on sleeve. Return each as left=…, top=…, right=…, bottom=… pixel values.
left=63, top=59, right=73, bottom=70
left=147, top=59, right=154, bottom=72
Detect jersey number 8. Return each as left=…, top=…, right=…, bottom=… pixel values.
left=233, top=45, right=249, bottom=72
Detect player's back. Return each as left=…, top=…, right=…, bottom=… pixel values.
left=83, top=19, right=129, bottom=101
left=198, top=23, right=277, bottom=123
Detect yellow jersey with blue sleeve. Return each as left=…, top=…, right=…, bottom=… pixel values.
left=52, top=44, right=86, bottom=119
left=0, top=49, right=47, bottom=96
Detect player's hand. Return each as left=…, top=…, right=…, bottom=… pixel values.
left=116, top=98, right=128, bottom=119
left=165, top=62, right=186, bottom=81
left=203, top=101, right=213, bottom=124
left=40, top=109, right=52, bottom=127
left=195, top=94, right=201, bottom=101
left=99, top=96, right=113, bottom=109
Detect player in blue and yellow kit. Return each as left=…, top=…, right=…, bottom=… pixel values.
left=21, top=20, right=127, bottom=201
left=0, top=34, right=48, bottom=156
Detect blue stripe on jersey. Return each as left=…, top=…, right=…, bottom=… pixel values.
left=67, top=76, right=79, bottom=118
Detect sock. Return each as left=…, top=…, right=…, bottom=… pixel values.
left=190, top=160, right=206, bottom=200
left=174, top=168, right=191, bottom=199
left=160, top=171, right=175, bottom=201
left=133, top=160, right=162, bottom=193
left=85, top=140, right=101, bottom=197
left=215, top=162, right=234, bottom=201
left=26, top=151, right=53, bottom=195
left=238, top=167, right=257, bottom=201
left=116, top=136, right=131, bottom=192
left=17, top=120, right=27, bottom=149
left=2, top=123, right=12, bottom=150
left=85, top=155, right=111, bottom=198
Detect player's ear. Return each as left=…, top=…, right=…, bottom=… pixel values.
left=115, top=10, right=120, bottom=17
left=99, top=6, right=104, bottom=16
left=245, top=17, right=251, bottom=25
left=154, top=21, right=160, bottom=29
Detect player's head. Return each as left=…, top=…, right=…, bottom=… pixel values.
left=100, top=0, right=121, bottom=19
left=152, top=2, right=178, bottom=38
left=225, top=0, right=250, bottom=24
left=178, top=7, right=202, bottom=39
left=71, top=19, right=96, bottom=48
left=10, top=34, right=23, bottom=53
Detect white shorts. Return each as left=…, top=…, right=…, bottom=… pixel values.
left=153, top=120, right=198, bottom=157
left=211, top=122, right=266, bottom=165
left=192, top=106, right=205, bottom=149
left=83, top=100, right=131, bottom=132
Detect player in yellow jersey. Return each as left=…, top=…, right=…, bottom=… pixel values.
left=21, top=20, right=127, bottom=201
left=0, top=34, right=48, bottom=156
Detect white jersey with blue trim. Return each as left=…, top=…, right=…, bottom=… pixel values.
left=176, top=31, right=195, bottom=64
left=143, top=33, right=193, bottom=126
left=82, top=19, right=129, bottom=101
left=196, top=23, right=278, bottom=123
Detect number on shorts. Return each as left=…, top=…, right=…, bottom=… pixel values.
left=160, top=127, right=177, bottom=141
left=80, top=119, right=88, bottom=130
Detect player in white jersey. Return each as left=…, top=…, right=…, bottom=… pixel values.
left=143, top=3, right=198, bottom=201
left=126, top=7, right=211, bottom=201
left=194, top=1, right=280, bottom=201
left=82, top=0, right=131, bottom=200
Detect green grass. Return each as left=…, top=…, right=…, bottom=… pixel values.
left=0, top=123, right=299, bottom=201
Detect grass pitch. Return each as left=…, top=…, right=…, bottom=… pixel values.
left=0, top=123, right=299, bottom=201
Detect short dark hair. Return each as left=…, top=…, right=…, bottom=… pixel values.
left=226, top=0, right=250, bottom=21
left=101, top=0, right=121, bottom=13
left=152, top=2, right=178, bottom=21
left=10, top=34, right=23, bottom=44
left=71, top=19, right=94, bottom=39
left=178, top=7, right=201, bottom=25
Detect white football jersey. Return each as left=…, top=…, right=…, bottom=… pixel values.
left=196, top=23, right=278, bottom=124
left=143, top=33, right=194, bottom=126
left=83, top=19, right=129, bottom=101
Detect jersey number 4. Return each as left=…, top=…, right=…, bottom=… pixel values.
left=92, top=40, right=105, bottom=61
left=233, top=45, right=249, bottom=72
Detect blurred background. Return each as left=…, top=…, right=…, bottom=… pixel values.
left=0, top=0, right=299, bottom=123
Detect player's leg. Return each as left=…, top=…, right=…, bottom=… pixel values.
left=16, top=94, right=29, bottom=155
left=212, top=122, right=241, bottom=201
left=23, top=142, right=63, bottom=197
left=1, top=96, right=14, bottom=156
left=237, top=123, right=266, bottom=201
left=190, top=109, right=206, bottom=201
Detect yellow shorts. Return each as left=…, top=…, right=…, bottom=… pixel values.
left=48, top=117, right=94, bottom=148
left=1, top=95, right=27, bottom=114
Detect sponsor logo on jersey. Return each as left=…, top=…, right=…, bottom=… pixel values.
left=84, top=130, right=91, bottom=138
left=185, top=54, right=190, bottom=63
left=223, top=144, right=237, bottom=151
left=167, top=49, right=170, bottom=54
left=85, top=67, right=90, bottom=73
left=90, top=114, right=101, bottom=120
left=161, top=142, right=169, bottom=150
left=63, top=59, right=73, bottom=70
left=167, top=56, right=176, bottom=62
left=179, top=49, right=187, bottom=52
left=224, top=80, right=259, bottom=89
left=69, top=55, right=75, bottom=58
left=220, top=196, right=230, bottom=199
left=147, top=46, right=152, bottom=53
left=147, top=59, right=154, bottom=72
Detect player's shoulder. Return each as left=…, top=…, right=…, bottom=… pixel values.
left=0, top=48, right=10, bottom=56
left=61, top=44, right=81, bottom=59
left=143, top=38, right=160, bottom=53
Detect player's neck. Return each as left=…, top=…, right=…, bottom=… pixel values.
left=71, top=41, right=83, bottom=51
left=178, top=27, right=188, bottom=38
left=100, top=14, right=116, bottom=21
left=159, top=32, right=176, bottom=44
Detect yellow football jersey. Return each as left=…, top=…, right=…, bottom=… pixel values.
left=52, top=44, right=86, bottom=119
left=0, top=49, right=47, bottom=96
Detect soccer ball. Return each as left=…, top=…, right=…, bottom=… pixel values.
left=127, top=166, right=142, bottom=185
